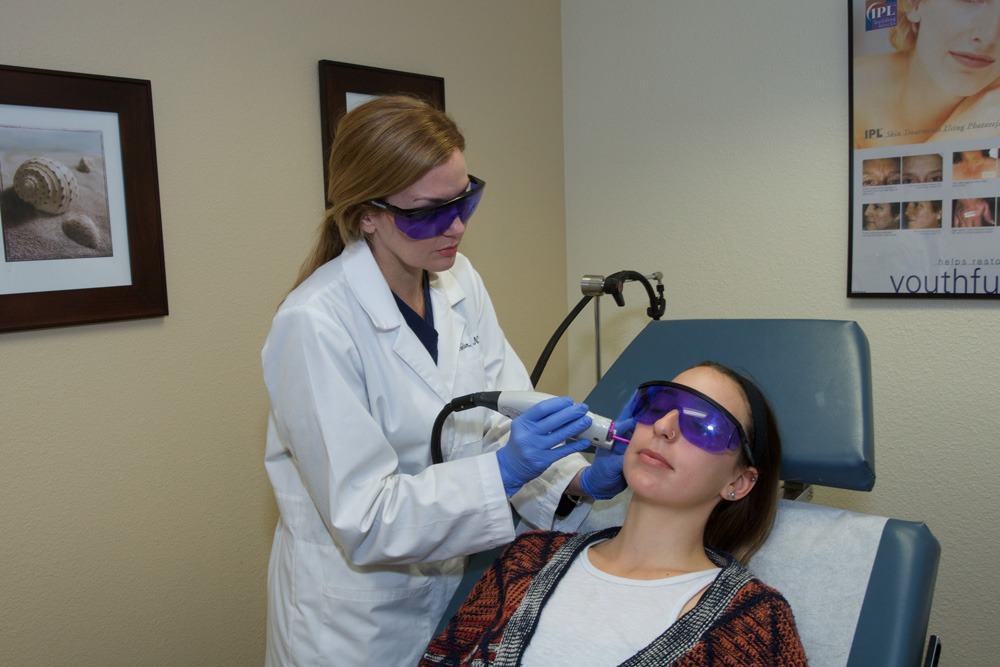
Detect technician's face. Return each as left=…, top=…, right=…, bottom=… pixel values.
left=362, top=149, right=469, bottom=277
left=910, top=0, right=1000, bottom=96
left=905, top=201, right=942, bottom=228
left=865, top=203, right=900, bottom=229
left=901, top=154, right=944, bottom=183
left=863, top=158, right=901, bottom=186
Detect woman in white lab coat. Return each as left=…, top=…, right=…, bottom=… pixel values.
left=262, top=96, right=626, bottom=666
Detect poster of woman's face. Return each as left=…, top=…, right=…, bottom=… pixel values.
left=853, top=0, right=1000, bottom=149
left=850, top=2, right=1000, bottom=298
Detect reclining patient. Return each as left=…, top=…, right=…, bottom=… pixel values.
left=421, top=362, right=808, bottom=666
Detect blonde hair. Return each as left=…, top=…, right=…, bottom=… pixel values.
left=889, top=0, right=920, bottom=52
left=292, top=95, right=466, bottom=290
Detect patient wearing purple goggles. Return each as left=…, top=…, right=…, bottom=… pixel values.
left=615, top=376, right=766, bottom=467
left=422, top=361, right=805, bottom=667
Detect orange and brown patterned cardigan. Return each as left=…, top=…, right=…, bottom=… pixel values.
left=421, top=528, right=808, bottom=667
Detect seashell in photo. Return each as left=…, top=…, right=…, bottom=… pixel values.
left=61, top=214, right=100, bottom=249
left=13, top=157, right=79, bottom=214
left=77, top=156, right=97, bottom=173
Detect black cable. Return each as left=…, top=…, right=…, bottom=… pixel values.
left=431, top=272, right=664, bottom=461
left=430, top=403, right=456, bottom=465
left=430, top=391, right=501, bottom=464
left=529, top=295, right=593, bottom=387
left=529, top=270, right=665, bottom=387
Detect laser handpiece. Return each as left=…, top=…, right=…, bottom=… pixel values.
left=430, top=390, right=630, bottom=464
left=484, top=390, right=629, bottom=450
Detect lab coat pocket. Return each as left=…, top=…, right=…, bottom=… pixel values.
left=322, top=573, right=434, bottom=662
left=453, top=343, right=486, bottom=391
left=324, top=575, right=433, bottom=605
left=449, top=347, right=490, bottom=456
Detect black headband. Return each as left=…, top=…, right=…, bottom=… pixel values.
left=732, top=373, right=768, bottom=467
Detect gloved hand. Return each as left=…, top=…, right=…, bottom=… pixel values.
left=496, top=396, right=593, bottom=497
left=580, top=445, right=627, bottom=500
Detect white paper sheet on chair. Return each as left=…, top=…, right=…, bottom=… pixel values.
left=749, top=499, right=888, bottom=667
left=580, top=495, right=887, bottom=667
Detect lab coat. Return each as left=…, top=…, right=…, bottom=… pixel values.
left=262, top=241, right=589, bottom=666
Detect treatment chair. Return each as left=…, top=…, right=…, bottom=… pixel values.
left=436, top=319, right=941, bottom=667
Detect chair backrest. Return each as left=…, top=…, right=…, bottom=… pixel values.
left=583, top=319, right=876, bottom=490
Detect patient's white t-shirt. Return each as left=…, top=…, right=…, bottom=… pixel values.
left=520, top=544, right=720, bottom=666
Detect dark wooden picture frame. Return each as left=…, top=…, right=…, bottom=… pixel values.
left=318, top=60, right=445, bottom=206
left=0, top=64, right=167, bottom=332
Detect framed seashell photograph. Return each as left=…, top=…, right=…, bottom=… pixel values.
left=2, top=138, right=110, bottom=258
left=0, top=64, right=167, bottom=332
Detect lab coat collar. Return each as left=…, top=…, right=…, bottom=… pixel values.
left=343, top=241, right=470, bottom=402
left=343, top=240, right=467, bottom=329
left=341, top=241, right=401, bottom=331
left=427, top=259, right=466, bottom=310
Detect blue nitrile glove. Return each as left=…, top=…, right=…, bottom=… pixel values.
left=580, top=445, right=627, bottom=500
left=495, top=396, right=593, bottom=497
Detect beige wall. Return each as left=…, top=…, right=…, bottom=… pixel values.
left=6, top=0, right=984, bottom=664
left=563, top=1, right=995, bottom=664
left=0, top=1, right=566, bottom=664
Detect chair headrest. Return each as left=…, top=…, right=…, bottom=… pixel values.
left=583, top=319, right=875, bottom=491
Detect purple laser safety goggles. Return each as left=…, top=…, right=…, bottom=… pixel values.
left=616, top=380, right=755, bottom=465
left=367, top=175, right=485, bottom=240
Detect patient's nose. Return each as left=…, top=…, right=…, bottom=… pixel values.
left=653, top=410, right=681, bottom=439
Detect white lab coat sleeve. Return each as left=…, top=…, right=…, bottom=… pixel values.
left=460, top=265, right=590, bottom=532
left=263, top=303, right=514, bottom=566
left=514, top=454, right=593, bottom=531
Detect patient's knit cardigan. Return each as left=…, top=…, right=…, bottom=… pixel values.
left=421, top=528, right=808, bottom=667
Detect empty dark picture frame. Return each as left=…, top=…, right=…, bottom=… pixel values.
left=318, top=60, right=445, bottom=206
left=0, top=64, right=167, bottom=332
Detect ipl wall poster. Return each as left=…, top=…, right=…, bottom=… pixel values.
left=850, top=0, right=1000, bottom=297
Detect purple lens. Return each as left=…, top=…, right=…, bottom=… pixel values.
left=393, top=210, right=456, bottom=240
left=628, top=384, right=742, bottom=454
left=454, top=189, right=483, bottom=221
left=393, top=184, right=484, bottom=240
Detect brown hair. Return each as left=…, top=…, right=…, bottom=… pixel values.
left=291, top=95, right=466, bottom=290
left=697, top=361, right=782, bottom=565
